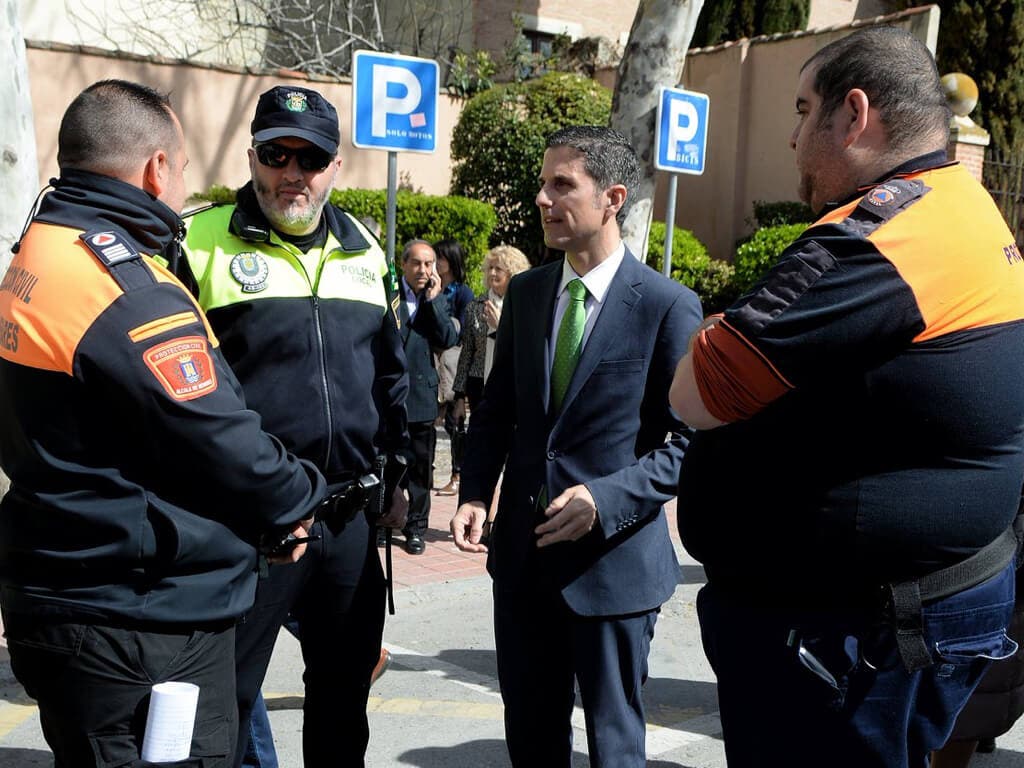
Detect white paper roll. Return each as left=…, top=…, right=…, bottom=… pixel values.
left=140, top=681, right=200, bottom=763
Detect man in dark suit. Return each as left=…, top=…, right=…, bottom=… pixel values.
left=399, top=240, right=459, bottom=554
left=451, top=125, right=703, bottom=767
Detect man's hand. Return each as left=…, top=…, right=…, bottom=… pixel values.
left=266, top=516, right=314, bottom=565
left=451, top=500, right=489, bottom=553
left=535, top=485, right=596, bottom=547
left=483, top=300, right=500, bottom=331
left=425, top=263, right=443, bottom=301
left=378, top=486, right=409, bottom=529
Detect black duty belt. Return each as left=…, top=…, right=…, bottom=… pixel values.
left=889, top=522, right=1021, bottom=673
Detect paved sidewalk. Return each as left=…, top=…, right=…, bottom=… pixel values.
left=382, top=482, right=485, bottom=590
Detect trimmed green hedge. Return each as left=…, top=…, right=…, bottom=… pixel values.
left=732, top=222, right=809, bottom=295
left=645, top=222, right=736, bottom=315
left=752, top=199, right=814, bottom=228
left=450, top=72, right=612, bottom=262
left=194, top=186, right=497, bottom=295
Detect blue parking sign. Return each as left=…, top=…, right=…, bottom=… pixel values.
left=654, top=87, right=709, bottom=175
left=352, top=51, right=439, bottom=153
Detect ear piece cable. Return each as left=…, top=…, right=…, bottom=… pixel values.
left=10, top=179, right=57, bottom=255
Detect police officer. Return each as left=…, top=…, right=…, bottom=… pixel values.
left=0, top=79, right=326, bottom=767
left=173, top=85, right=409, bottom=768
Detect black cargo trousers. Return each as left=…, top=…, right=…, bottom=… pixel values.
left=231, top=504, right=386, bottom=768
left=2, top=608, right=236, bottom=767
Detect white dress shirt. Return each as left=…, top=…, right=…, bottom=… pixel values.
left=401, top=277, right=418, bottom=320
left=547, top=243, right=626, bottom=371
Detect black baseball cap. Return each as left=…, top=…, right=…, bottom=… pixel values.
left=250, top=86, right=340, bottom=155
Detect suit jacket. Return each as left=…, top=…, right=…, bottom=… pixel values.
left=460, top=251, right=703, bottom=616
left=399, top=281, right=459, bottom=424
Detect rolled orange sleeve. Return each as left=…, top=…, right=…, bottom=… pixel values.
left=692, top=319, right=793, bottom=423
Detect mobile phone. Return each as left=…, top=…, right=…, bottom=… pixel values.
left=268, top=532, right=321, bottom=555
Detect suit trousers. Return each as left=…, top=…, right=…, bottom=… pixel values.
left=231, top=512, right=385, bottom=768
left=493, top=581, right=658, bottom=768
left=3, top=611, right=236, bottom=767
left=403, top=420, right=436, bottom=538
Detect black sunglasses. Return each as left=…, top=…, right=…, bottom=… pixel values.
left=254, top=143, right=334, bottom=171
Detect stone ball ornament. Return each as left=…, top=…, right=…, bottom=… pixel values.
left=941, top=72, right=979, bottom=118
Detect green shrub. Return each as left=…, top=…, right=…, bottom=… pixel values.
left=732, top=222, right=808, bottom=294
left=450, top=72, right=612, bottom=262
left=645, top=221, right=735, bottom=314
left=191, top=186, right=497, bottom=295
left=752, top=199, right=814, bottom=228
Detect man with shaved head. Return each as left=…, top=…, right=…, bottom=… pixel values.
left=0, top=79, right=325, bottom=766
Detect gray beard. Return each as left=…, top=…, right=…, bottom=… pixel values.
left=254, top=180, right=329, bottom=234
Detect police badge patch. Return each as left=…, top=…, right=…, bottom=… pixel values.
left=285, top=92, right=309, bottom=112
left=230, top=252, right=270, bottom=293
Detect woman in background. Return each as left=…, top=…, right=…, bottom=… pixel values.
left=451, top=244, right=531, bottom=428
left=433, top=239, right=475, bottom=496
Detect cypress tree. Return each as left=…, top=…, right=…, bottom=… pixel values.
left=887, top=1, right=1024, bottom=154
left=693, top=0, right=810, bottom=47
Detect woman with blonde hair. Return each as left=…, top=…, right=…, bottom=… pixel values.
left=450, top=245, right=531, bottom=447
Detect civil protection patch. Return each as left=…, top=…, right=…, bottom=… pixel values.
left=230, top=252, right=270, bottom=293
left=143, top=335, right=218, bottom=401
left=80, top=230, right=139, bottom=266
left=866, top=184, right=900, bottom=207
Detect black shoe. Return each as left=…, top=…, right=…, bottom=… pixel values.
left=976, top=737, right=996, bottom=754
left=405, top=534, right=426, bottom=555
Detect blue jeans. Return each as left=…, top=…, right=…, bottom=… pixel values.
left=242, top=692, right=278, bottom=768
left=697, top=562, right=1018, bottom=768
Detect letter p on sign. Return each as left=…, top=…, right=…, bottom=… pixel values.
left=353, top=51, right=439, bottom=153
left=654, top=87, right=709, bottom=175
left=371, top=65, right=422, bottom=138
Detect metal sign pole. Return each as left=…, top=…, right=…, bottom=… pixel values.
left=386, top=151, right=398, bottom=288
left=662, top=174, right=678, bottom=278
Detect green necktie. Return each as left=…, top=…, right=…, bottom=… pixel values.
left=551, top=278, right=587, bottom=411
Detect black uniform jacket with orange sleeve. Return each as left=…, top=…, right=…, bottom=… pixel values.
left=0, top=170, right=325, bottom=627
left=679, top=155, right=1024, bottom=610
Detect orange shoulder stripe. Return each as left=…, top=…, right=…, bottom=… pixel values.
left=820, top=166, right=1024, bottom=344
left=865, top=165, right=1024, bottom=342
left=0, top=224, right=219, bottom=376
left=144, top=258, right=220, bottom=347
left=0, top=223, right=124, bottom=374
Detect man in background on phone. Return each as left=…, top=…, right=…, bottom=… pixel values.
left=397, top=240, right=459, bottom=555
left=170, top=85, right=410, bottom=767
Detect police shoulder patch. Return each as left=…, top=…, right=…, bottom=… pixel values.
left=80, top=230, right=140, bottom=266
left=230, top=252, right=270, bottom=293
left=143, top=335, right=218, bottom=401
